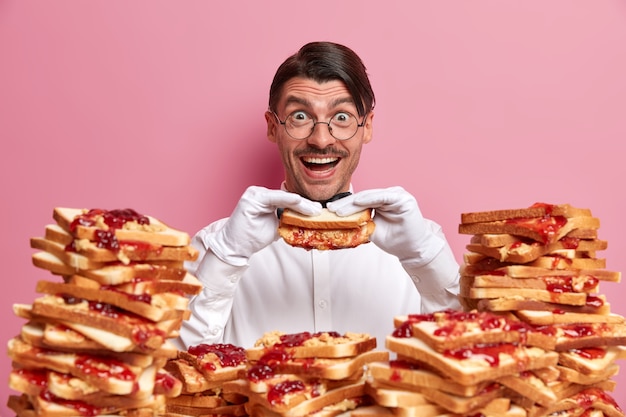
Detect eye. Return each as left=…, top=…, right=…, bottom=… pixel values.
left=289, top=111, right=312, bottom=124
left=331, top=112, right=353, bottom=126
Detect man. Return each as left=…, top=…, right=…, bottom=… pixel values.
left=178, top=41, right=460, bottom=349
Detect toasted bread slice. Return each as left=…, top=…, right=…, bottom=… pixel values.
left=248, top=331, right=376, bottom=360
left=369, top=376, right=505, bottom=416
left=31, top=237, right=106, bottom=270
left=29, top=294, right=181, bottom=350
left=464, top=286, right=589, bottom=306
left=385, top=335, right=558, bottom=386
left=350, top=398, right=448, bottom=417
left=557, top=346, right=626, bottom=374
left=64, top=273, right=199, bottom=300
left=496, top=371, right=558, bottom=407
left=165, top=392, right=227, bottom=409
left=466, top=238, right=607, bottom=264
left=178, top=343, right=247, bottom=382
left=163, top=359, right=223, bottom=394
left=19, top=320, right=176, bottom=364
left=460, top=203, right=592, bottom=224
left=43, top=365, right=159, bottom=403
left=459, top=216, right=600, bottom=245
left=35, top=279, right=188, bottom=322
left=461, top=263, right=621, bottom=282
left=515, top=310, right=624, bottom=325
left=224, top=377, right=366, bottom=416
left=368, top=361, right=491, bottom=397
left=8, top=337, right=144, bottom=395
left=532, top=386, right=623, bottom=417
left=463, top=273, right=600, bottom=292
left=363, top=380, right=430, bottom=407
left=471, top=228, right=598, bottom=248
left=21, top=392, right=165, bottom=417
left=246, top=372, right=361, bottom=395
left=53, top=207, right=191, bottom=246
left=44, top=224, right=199, bottom=264
left=394, top=310, right=556, bottom=351
left=475, top=295, right=611, bottom=314
left=527, top=254, right=606, bottom=270
left=165, top=402, right=246, bottom=417
left=32, top=250, right=188, bottom=285
left=248, top=349, right=388, bottom=381
left=556, top=363, right=619, bottom=385
left=280, top=208, right=372, bottom=229
left=553, top=322, right=626, bottom=351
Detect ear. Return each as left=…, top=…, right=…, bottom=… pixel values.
left=362, top=111, right=374, bottom=144
left=265, top=111, right=278, bottom=143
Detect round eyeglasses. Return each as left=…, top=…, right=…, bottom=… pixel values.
left=272, top=110, right=366, bottom=141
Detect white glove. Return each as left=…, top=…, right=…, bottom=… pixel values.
left=326, top=186, right=444, bottom=265
left=205, top=186, right=322, bottom=266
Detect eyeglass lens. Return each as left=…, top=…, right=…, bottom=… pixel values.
left=285, top=112, right=359, bottom=140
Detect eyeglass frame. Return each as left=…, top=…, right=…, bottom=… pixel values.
left=270, top=110, right=368, bottom=141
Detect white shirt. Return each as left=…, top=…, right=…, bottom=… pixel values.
left=177, top=217, right=461, bottom=350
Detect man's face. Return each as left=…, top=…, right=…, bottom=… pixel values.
left=266, top=77, right=374, bottom=202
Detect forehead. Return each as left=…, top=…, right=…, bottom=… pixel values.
left=277, top=77, right=354, bottom=110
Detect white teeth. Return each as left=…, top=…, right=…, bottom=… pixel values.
left=303, top=157, right=338, bottom=164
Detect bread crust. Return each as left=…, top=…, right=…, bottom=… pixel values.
left=248, top=331, right=377, bottom=360
left=53, top=207, right=191, bottom=247
left=385, top=335, right=559, bottom=386
left=250, top=350, right=388, bottom=381
left=459, top=216, right=600, bottom=245
left=460, top=203, right=592, bottom=224
left=29, top=294, right=181, bottom=351
left=280, top=208, right=372, bottom=229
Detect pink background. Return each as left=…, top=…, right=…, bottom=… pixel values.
left=1, top=1, right=625, bottom=413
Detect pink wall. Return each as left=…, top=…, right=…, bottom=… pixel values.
left=1, top=1, right=625, bottom=413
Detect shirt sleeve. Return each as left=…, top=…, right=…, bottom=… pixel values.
left=401, top=220, right=462, bottom=313
left=176, top=219, right=248, bottom=348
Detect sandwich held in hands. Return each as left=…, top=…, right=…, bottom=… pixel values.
left=205, top=186, right=323, bottom=266
left=278, top=207, right=375, bottom=250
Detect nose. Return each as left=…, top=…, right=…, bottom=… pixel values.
left=306, top=122, right=337, bottom=148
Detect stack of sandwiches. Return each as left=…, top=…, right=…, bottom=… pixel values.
left=162, top=343, right=249, bottom=416
left=456, top=203, right=625, bottom=415
left=360, top=202, right=625, bottom=417
left=222, top=330, right=388, bottom=417
left=7, top=207, right=203, bottom=416
left=366, top=309, right=557, bottom=416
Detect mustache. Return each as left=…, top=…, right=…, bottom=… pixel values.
left=294, top=147, right=348, bottom=158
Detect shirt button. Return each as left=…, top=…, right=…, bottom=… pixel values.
left=411, top=275, right=421, bottom=283
left=318, top=299, right=328, bottom=309
left=210, top=327, right=220, bottom=336
left=229, top=275, right=239, bottom=283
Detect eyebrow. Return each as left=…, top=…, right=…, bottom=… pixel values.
left=283, top=95, right=356, bottom=110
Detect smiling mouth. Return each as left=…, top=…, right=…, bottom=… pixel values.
left=301, top=156, right=340, bottom=171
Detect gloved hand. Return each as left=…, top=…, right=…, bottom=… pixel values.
left=205, top=186, right=323, bottom=266
left=326, top=186, right=443, bottom=265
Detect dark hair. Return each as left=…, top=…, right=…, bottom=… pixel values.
left=268, top=42, right=375, bottom=118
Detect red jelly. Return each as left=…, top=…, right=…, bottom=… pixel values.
left=75, top=356, right=135, bottom=381
left=187, top=343, right=246, bottom=369
left=70, top=208, right=149, bottom=232
left=277, top=331, right=341, bottom=347
left=267, top=380, right=307, bottom=405
left=505, top=214, right=567, bottom=244
left=443, top=343, right=517, bottom=367
left=571, top=347, right=606, bottom=360
left=247, top=364, right=275, bottom=382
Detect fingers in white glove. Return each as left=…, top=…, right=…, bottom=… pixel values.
left=207, top=186, right=323, bottom=267
left=326, top=186, right=415, bottom=217
left=248, top=187, right=322, bottom=216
